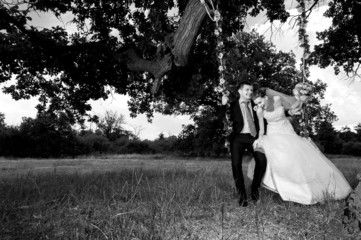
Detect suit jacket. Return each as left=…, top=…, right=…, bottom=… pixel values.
left=229, top=99, right=266, bottom=140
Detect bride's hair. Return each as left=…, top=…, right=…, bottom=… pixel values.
left=254, top=87, right=267, bottom=99
left=255, top=88, right=298, bottom=110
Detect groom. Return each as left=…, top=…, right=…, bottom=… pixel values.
left=229, top=81, right=266, bottom=207
left=229, top=81, right=300, bottom=207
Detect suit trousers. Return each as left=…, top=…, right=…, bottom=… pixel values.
left=230, top=133, right=267, bottom=196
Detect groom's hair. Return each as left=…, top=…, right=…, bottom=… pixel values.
left=238, top=81, right=253, bottom=90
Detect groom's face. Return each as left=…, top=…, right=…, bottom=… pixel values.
left=238, top=84, right=253, bottom=101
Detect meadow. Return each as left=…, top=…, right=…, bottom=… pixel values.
left=0, top=154, right=360, bottom=240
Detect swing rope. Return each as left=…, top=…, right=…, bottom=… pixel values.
left=200, top=0, right=232, bottom=151
left=296, top=0, right=312, bottom=138
left=200, top=0, right=227, bottom=106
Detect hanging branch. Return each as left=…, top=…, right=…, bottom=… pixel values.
left=305, top=0, right=321, bottom=19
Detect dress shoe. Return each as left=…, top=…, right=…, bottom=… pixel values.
left=239, top=195, right=248, bottom=207
left=251, top=189, right=260, bottom=202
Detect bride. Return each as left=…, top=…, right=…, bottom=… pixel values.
left=251, top=88, right=352, bottom=205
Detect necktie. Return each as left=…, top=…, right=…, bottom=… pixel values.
left=242, top=101, right=257, bottom=137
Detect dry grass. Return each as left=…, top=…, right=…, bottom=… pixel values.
left=0, top=155, right=359, bottom=239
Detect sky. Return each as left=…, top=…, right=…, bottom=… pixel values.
left=248, top=3, right=361, bottom=131
left=1, top=1, right=360, bottom=140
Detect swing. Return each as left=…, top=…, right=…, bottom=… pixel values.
left=199, top=0, right=312, bottom=151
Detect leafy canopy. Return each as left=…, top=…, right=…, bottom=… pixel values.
left=0, top=0, right=289, bottom=122
left=312, top=0, right=361, bottom=79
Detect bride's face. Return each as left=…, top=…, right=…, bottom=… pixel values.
left=254, top=96, right=267, bottom=108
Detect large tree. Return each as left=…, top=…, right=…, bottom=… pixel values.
left=0, top=0, right=289, bottom=122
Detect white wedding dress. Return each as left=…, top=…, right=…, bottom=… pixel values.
left=252, top=105, right=352, bottom=205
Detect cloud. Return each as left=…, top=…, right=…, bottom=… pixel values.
left=251, top=6, right=332, bottom=60
left=0, top=93, right=38, bottom=125
left=29, top=11, right=77, bottom=33
left=311, top=66, right=361, bottom=128
left=88, top=95, right=192, bottom=140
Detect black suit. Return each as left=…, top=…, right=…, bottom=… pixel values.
left=229, top=100, right=267, bottom=197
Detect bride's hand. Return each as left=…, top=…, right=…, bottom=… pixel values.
left=253, top=132, right=264, bottom=149
left=253, top=137, right=262, bottom=149
left=253, top=140, right=259, bottom=149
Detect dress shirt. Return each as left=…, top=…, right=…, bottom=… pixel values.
left=239, top=100, right=256, bottom=135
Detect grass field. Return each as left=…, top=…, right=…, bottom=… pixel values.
left=0, top=154, right=360, bottom=239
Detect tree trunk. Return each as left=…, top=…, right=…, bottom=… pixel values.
left=122, top=0, right=207, bottom=93
left=172, top=0, right=207, bottom=67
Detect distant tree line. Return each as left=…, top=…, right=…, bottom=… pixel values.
left=0, top=111, right=177, bottom=158
left=0, top=111, right=360, bottom=158
left=175, top=112, right=361, bottom=157
left=315, top=122, right=361, bottom=156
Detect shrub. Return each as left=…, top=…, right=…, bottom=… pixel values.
left=119, top=140, right=154, bottom=154
left=342, top=141, right=361, bottom=156
left=77, top=133, right=111, bottom=154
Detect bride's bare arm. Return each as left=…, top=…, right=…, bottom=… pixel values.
left=273, top=95, right=301, bottom=116
left=273, top=96, right=282, bottom=109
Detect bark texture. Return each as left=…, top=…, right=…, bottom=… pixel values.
left=122, top=0, right=207, bottom=93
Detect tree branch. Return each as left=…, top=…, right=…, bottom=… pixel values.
left=172, top=0, right=207, bottom=66
left=116, top=0, right=207, bottom=94
left=305, top=0, right=320, bottom=19
left=2, top=0, right=208, bottom=95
